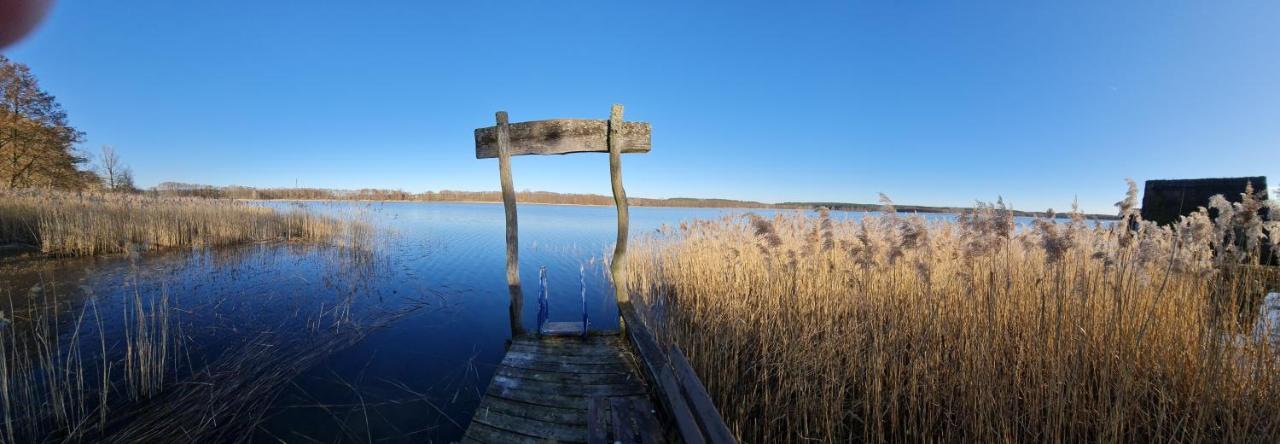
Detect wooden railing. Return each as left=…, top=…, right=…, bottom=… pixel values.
left=620, top=301, right=736, bottom=444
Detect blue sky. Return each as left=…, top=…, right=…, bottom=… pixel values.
left=4, top=1, right=1277, bottom=213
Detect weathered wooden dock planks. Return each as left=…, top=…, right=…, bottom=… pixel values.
left=462, top=335, right=664, bottom=443
left=462, top=304, right=736, bottom=444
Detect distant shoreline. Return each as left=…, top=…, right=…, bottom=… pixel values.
left=160, top=182, right=1121, bottom=220
left=238, top=198, right=777, bottom=211
left=240, top=198, right=610, bottom=208
left=235, top=198, right=1119, bottom=220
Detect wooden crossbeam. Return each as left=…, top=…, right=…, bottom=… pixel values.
left=474, top=119, right=651, bottom=159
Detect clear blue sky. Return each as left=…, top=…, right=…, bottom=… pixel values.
left=4, top=1, right=1278, bottom=213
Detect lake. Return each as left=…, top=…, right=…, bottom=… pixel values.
left=0, top=202, right=1039, bottom=442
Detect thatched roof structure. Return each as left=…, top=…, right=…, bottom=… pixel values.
left=1140, top=177, right=1268, bottom=225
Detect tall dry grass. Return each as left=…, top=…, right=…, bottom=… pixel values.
left=622, top=182, right=1280, bottom=442
left=0, top=189, right=369, bottom=256
left=0, top=280, right=181, bottom=443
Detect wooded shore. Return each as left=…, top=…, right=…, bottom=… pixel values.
left=160, top=183, right=1120, bottom=219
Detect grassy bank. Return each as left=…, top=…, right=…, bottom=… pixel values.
left=0, top=190, right=369, bottom=256
left=622, top=186, right=1280, bottom=442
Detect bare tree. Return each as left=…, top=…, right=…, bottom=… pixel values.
left=96, top=145, right=138, bottom=192
left=117, top=167, right=136, bottom=192
left=99, top=145, right=120, bottom=190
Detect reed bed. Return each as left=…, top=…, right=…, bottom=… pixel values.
left=101, top=294, right=424, bottom=443
left=0, top=283, right=413, bottom=443
left=622, top=183, right=1280, bottom=442
left=0, top=280, right=181, bottom=443
left=0, top=249, right=410, bottom=443
left=0, top=189, right=369, bottom=256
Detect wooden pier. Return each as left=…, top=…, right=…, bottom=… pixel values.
left=462, top=304, right=735, bottom=444
left=462, top=334, right=659, bottom=443
left=464, top=105, right=734, bottom=443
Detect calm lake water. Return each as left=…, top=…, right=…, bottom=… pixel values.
left=0, top=202, right=1042, bottom=442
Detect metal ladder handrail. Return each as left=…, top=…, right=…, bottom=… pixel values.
left=536, top=265, right=589, bottom=337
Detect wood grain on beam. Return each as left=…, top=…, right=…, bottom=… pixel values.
left=475, top=119, right=651, bottom=159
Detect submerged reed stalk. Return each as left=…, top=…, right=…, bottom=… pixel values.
left=0, top=256, right=409, bottom=443
left=0, top=281, right=182, bottom=442
left=623, top=188, right=1280, bottom=442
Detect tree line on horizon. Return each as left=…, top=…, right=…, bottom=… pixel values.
left=151, top=182, right=776, bottom=208
left=150, top=182, right=1123, bottom=219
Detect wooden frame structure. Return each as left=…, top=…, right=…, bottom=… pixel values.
left=474, top=104, right=647, bottom=335
left=468, top=105, right=734, bottom=443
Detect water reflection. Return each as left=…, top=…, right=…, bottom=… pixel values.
left=1, top=202, right=1089, bottom=442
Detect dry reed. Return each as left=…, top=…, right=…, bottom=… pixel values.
left=0, top=246, right=404, bottom=443
left=0, top=274, right=418, bottom=443
left=0, top=189, right=369, bottom=256
left=622, top=183, right=1280, bottom=442
left=101, top=297, right=424, bottom=443
left=0, top=280, right=181, bottom=443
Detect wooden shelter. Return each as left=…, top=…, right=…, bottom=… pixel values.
left=1142, top=176, right=1275, bottom=265
left=1141, top=176, right=1269, bottom=225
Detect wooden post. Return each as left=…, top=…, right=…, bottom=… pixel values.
left=496, top=111, right=524, bottom=336
left=608, top=104, right=630, bottom=303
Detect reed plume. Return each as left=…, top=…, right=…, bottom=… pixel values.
left=623, top=183, right=1280, bottom=442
